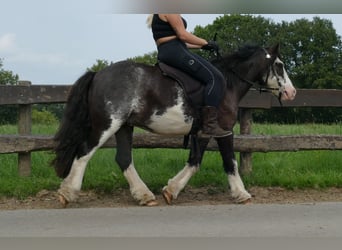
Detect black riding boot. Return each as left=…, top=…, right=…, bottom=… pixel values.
left=201, top=106, right=232, bottom=138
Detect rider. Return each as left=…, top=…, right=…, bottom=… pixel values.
left=147, top=14, right=231, bottom=138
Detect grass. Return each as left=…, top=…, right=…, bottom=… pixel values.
left=0, top=122, right=341, bottom=198
left=246, top=151, right=342, bottom=189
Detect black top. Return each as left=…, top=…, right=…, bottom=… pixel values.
left=151, top=14, right=187, bottom=41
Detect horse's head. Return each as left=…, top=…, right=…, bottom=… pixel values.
left=220, top=44, right=296, bottom=103
left=259, top=44, right=296, bottom=101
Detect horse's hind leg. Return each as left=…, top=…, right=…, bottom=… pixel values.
left=115, top=125, right=157, bottom=206
left=58, top=148, right=96, bottom=207
left=58, top=121, right=121, bottom=207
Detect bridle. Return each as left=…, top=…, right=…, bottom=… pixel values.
left=228, top=48, right=285, bottom=106
left=209, top=34, right=285, bottom=104
left=208, top=38, right=285, bottom=105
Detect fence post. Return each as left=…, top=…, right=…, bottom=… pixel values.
left=239, top=108, right=253, bottom=175
left=18, top=81, right=32, bottom=176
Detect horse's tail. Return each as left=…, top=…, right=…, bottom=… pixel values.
left=52, top=71, right=96, bottom=178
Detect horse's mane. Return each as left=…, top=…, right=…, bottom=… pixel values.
left=219, top=43, right=262, bottom=66
left=212, top=44, right=263, bottom=88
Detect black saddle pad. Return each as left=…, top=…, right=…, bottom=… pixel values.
left=157, top=62, right=204, bottom=108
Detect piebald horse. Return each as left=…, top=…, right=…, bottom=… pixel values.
left=52, top=44, right=296, bottom=207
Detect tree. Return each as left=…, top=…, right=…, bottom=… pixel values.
left=0, top=59, right=19, bottom=124
left=87, top=59, right=111, bottom=72
left=194, top=14, right=278, bottom=55
left=273, top=17, right=342, bottom=122
left=0, top=58, right=18, bottom=85
left=278, top=17, right=342, bottom=90
left=129, top=51, right=158, bottom=66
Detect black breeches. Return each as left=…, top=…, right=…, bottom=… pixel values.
left=157, top=39, right=226, bottom=107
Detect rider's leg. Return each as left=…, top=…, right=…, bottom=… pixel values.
left=157, top=40, right=231, bottom=137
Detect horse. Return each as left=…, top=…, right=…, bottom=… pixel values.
left=52, top=43, right=296, bottom=207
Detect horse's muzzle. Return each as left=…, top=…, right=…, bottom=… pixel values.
left=281, top=84, right=296, bottom=101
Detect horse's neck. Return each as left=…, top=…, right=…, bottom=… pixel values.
left=215, top=61, right=251, bottom=102
left=231, top=78, right=251, bottom=103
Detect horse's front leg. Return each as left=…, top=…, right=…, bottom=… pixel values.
left=116, top=125, right=157, bottom=206
left=162, top=136, right=209, bottom=204
left=216, top=135, right=252, bottom=203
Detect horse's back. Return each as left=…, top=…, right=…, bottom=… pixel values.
left=89, top=60, right=184, bottom=112
left=99, top=61, right=177, bottom=88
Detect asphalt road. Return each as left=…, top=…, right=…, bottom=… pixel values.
left=1, top=202, right=342, bottom=237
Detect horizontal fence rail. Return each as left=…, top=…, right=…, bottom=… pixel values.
left=1, top=84, right=342, bottom=107
left=1, top=134, right=341, bottom=154
left=0, top=83, right=342, bottom=176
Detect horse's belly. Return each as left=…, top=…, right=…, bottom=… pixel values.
left=147, top=105, right=193, bottom=135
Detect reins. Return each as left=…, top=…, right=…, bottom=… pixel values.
left=229, top=68, right=279, bottom=92
left=228, top=61, right=284, bottom=106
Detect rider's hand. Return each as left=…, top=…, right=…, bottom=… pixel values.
left=201, top=40, right=220, bottom=53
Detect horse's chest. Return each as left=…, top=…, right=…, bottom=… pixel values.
left=147, top=101, right=193, bottom=135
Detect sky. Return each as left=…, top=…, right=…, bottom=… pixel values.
left=1, top=1, right=342, bottom=84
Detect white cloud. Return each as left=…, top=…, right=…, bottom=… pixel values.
left=0, top=33, right=16, bottom=52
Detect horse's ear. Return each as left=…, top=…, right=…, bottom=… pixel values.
left=269, top=43, right=280, bottom=56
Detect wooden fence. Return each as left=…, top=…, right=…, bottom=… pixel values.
left=0, top=82, right=342, bottom=176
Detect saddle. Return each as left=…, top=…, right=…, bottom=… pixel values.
left=157, top=62, right=205, bottom=149
left=157, top=62, right=204, bottom=108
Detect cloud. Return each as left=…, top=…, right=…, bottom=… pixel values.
left=0, top=33, right=16, bottom=52
left=10, top=51, right=69, bottom=65
left=0, top=33, right=82, bottom=68
left=0, top=37, right=84, bottom=69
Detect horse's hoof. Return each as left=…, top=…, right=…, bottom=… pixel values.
left=145, top=200, right=159, bottom=207
left=239, top=198, right=252, bottom=205
left=162, top=188, right=173, bottom=205
left=58, top=194, right=69, bottom=208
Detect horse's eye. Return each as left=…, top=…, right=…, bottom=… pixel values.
left=275, top=62, right=284, bottom=76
